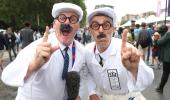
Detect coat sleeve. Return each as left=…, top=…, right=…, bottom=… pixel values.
left=125, top=43, right=154, bottom=92
left=78, top=62, right=88, bottom=98
left=156, top=31, right=170, bottom=46
left=73, top=42, right=89, bottom=99
left=1, top=39, right=41, bottom=87
left=87, top=72, right=97, bottom=95
left=127, top=58, right=154, bottom=92
left=84, top=46, right=99, bottom=96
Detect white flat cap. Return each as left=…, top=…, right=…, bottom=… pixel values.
left=52, top=2, right=83, bottom=22
left=87, top=7, right=116, bottom=27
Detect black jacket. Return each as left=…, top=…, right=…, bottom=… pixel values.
left=0, top=33, right=8, bottom=50
left=4, top=32, right=16, bottom=48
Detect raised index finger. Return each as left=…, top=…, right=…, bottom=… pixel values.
left=121, top=29, right=128, bottom=49
left=42, top=26, right=49, bottom=42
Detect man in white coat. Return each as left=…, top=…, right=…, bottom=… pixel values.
left=1, top=2, right=87, bottom=100
left=85, top=7, right=154, bottom=100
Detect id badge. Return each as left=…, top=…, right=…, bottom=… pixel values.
left=107, top=69, right=121, bottom=90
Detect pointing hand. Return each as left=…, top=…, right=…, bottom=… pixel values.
left=121, top=29, right=140, bottom=79
left=29, top=26, right=59, bottom=72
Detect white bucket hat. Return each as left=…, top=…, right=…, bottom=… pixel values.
left=52, top=2, right=83, bottom=22
left=87, top=7, right=116, bottom=27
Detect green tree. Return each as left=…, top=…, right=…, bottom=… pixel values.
left=0, top=0, right=86, bottom=30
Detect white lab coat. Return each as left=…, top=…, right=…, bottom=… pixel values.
left=85, top=37, right=154, bottom=97
left=1, top=32, right=88, bottom=100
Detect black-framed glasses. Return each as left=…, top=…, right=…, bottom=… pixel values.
left=90, top=21, right=112, bottom=30
left=56, top=14, right=79, bottom=24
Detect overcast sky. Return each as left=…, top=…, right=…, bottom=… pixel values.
left=85, top=0, right=167, bottom=21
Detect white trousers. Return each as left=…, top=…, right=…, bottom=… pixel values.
left=101, top=92, right=146, bottom=100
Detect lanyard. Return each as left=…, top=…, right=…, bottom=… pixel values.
left=94, top=45, right=96, bottom=53
left=60, top=41, right=76, bottom=67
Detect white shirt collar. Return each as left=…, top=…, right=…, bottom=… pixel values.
left=59, top=42, right=73, bottom=51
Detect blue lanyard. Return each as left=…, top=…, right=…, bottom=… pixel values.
left=60, top=41, right=76, bottom=67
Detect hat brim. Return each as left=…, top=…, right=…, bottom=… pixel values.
left=52, top=3, right=83, bottom=21
left=87, top=7, right=116, bottom=27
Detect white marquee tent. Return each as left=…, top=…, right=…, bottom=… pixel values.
left=145, top=15, right=158, bottom=23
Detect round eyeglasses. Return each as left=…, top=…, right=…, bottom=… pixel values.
left=90, top=21, right=112, bottom=30
left=56, top=14, right=79, bottom=24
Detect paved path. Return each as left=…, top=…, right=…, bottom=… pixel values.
left=0, top=51, right=17, bottom=100
left=142, top=68, right=170, bottom=100
left=0, top=51, right=170, bottom=100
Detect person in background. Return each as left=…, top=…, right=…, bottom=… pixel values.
left=130, top=20, right=136, bottom=41
left=14, top=30, right=21, bottom=53
left=114, top=27, right=123, bottom=39
left=151, top=32, right=160, bottom=69
left=20, top=21, right=34, bottom=49
left=146, top=24, right=154, bottom=64
left=127, top=28, right=135, bottom=45
left=136, top=22, right=152, bottom=62
left=1, top=2, right=87, bottom=100
left=85, top=7, right=154, bottom=100
left=134, top=24, right=140, bottom=42
left=75, top=29, right=82, bottom=42
left=83, top=27, right=91, bottom=44
left=155, top=25, right=170, bottom=93
left=4, top=27, right=17, bottom=61
left=0, top=31, right=8, bottom=70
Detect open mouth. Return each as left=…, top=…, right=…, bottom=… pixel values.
left=62, top=32, right=70, bottom=36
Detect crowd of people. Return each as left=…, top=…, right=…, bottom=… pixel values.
left=0, top=2, right=169, bottom=100
left=113, top=21, right=170, bottom=94
left=0, top=21, right=93, bottom=71
left=0, top=21, right=42, bottom=69
left=114, top=21, right=166, bottom=69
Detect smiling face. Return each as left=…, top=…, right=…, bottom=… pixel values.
left=89, top=15, right=114, bottom=52
left=53, top=11, right=80, bottom=46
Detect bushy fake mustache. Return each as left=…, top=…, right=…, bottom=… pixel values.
left=97, top=33, right=106, bottom=39
left=60, top=24, right=73, bottom=33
